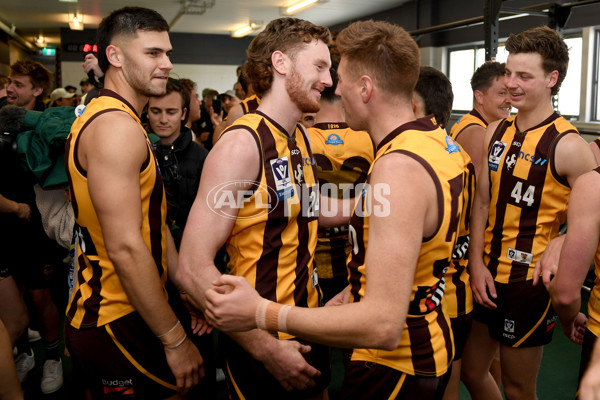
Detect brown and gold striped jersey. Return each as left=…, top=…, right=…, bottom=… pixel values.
left=484, top=113, right=575, bottom=283
left=65, top=90, right=168, bottom=329
left=221, top=111, right=319, bottom=340
left=308, top=123, right=374, bottom=280
left=240, top=94, right=260, bottom=115
left=348, top=116, right=470, bottom=377
left=448, top=109, right=488, bottom=141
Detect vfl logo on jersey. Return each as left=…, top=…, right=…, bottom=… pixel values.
left=513, top=141, right=522, bottom=147
left=506, top=154, right=517, bottom=171
left=507, top=247, right=533, bottom=265
left=270, top=157, right=294, bottom=200
left=489, top=141, right=507, bottom=171
left=74, top=104, right=86, bottom=117
left=445, top=136, right=460, bottom=154
left=294, top=163, right=303, bottom=184
left=325, top=134, right=344, bottom=145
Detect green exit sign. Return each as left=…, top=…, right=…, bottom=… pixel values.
left=41, top=48, right=56, bottom=56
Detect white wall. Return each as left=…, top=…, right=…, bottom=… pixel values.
left=61, top=61, right=238, bottom=95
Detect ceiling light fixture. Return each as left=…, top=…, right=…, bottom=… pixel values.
left=280, top=0, right=328, bottom=16
left=35, top=35, right=46, bottom=47
left=231, top=21, right=262, bottom=38
left=68, top=13, right=84, bottom=31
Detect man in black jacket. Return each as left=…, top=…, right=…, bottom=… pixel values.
left=148, top=78, right=208, bottom=247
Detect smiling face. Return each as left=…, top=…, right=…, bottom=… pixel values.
left=148, top=90, right=186, bottom=144
left=118, top=30, right=173, bottom=97
left=285, top=39, right=332, bottom=114
left=6, top=74, right=42, bottom=109
left=479, top=76, right=512, bottom=121
left=504, top=52, right=556, bottom=112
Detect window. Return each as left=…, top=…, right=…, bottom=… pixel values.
left=448, top=36, right=582, bottom=118
left=448, top=45, right=508, bottom=112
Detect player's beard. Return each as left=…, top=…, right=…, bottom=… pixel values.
left=123, top=61, right=167, bottom=98
left=285, top=67, right=320, bottom=113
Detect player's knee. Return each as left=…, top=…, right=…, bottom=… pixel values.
left=502, top=377, right=536, bottom=400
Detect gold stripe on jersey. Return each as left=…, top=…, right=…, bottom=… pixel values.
left=65, top=90, right=168, bottom=329
left=240, top=94, right=261, bottom=115
left=484, top=113, right=574, bottom=284
left=448, top=109, right=487, bottom=141
left=348, top=116, right=470, bottom=377
left=220, top=111, right=319, bottom=340
left=585, top=167, right=600, bottom=337
left=309, top=122, right=374, bottom=280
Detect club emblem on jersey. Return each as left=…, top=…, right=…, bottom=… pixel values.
left=445, top=136, right=460, bottom=154
left=294, top=163, right=303, bottom=184
left=506, top=154, right=517, bottom=171
left=325, top=134, right=344, bottom=145
left=489, top=141, right=507, bottom=172
left=270, top=157, right=294, bottom=200
left=504, top=319, right=515, bottom=333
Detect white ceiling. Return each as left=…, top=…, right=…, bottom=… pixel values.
left=0, top=0, right=408, bottom=47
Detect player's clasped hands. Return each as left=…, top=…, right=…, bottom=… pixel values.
left=205, top=275, right=262, bottom=331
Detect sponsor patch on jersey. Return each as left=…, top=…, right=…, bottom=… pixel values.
left=270, top=156, right=294, bottom=200
left=445, top=135, right=460, bottom=154
left=507, top=247, right=533, bottom=265
left=489, top=141, right=507, bottom=171
left=325, top=134, right=344, bottom=145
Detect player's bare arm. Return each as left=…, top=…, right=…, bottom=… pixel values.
left=206, top=153, right=437, bottom=349
left=82, top=111, right=203, bottom=392
left=177, top=128, right=322, bottom=391
left=455, top=124, right=486, bottom=179
left=549, top=171, right=600, bottom=344
left=469, top=119, right=499, bottom=309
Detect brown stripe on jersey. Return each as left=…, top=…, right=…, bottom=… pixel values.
left=66, top=253, right=87, bottom=323
left=255, top=118, right=285, bottom=301
left=464, top=163, right=476, bottom=230
left=486, top=120, right=514, bottom=278
left=347, top=189, right=367, bottom=304
left=549, top=129, right=577, bottom=187
left=80, top=258, right=104, bottom=328
left=437, top=307, right=454, bottom=364
left=454, top=123, right=484, bottom=141
left=451, top=260, right=467, bottom=314
left=596, top=139, right=600, bottom=151
left=242, top=97, right=260, bottom=115
left=329, top=236, right=349, bottom=278
left=290, top=126, right=312, bottom=307
left=148, top=158, right=165, bottom=277
left=508, top=124, right=557, bottom=283
left=407, top=314, right=436, bottom=374
left=65, top=135, right=79, bottom=218
left=470, top=109, right=488, bottom=126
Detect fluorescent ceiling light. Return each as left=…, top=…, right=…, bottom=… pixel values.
left=280, top=0, right=328, bottom=16
left=231, top=21, right=262, bottom=38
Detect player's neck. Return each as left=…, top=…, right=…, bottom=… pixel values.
left=256, top=91, right=303, bottom=136
left=315, top=101, right=344, bottom=124
left=103, top=72, right=149, bottom=116
left=515, top=99, right=555, bottom=132
left=368, top=100, right=415, bottom=148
